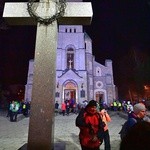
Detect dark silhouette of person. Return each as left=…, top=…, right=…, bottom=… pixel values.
left=120, top=121, right=150, bottom=150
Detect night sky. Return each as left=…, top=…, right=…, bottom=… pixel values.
left=0, top=0, right=150, bottom=98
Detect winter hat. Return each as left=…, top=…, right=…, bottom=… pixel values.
left=133, top=103, right=146, bottom=114
left=86, top=100, right=97, bottom=107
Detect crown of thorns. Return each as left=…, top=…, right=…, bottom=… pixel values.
left=27, top=0, right=66, bottom=25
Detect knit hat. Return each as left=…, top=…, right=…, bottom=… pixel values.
left=133, top=103, right=146, bottom=114
left=86, top=100, right=97, bottom=107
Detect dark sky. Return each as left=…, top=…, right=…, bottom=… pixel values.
left=84, top=0, right=150, bottom=98
left=1, top=0, right=150, bottom=98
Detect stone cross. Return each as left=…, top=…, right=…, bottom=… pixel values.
left=3, top=0, right=92, bottom=150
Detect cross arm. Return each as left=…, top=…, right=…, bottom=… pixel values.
left=3, top=2, right=93, bottom=25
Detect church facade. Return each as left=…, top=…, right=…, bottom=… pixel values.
left=24, top=24, right=117, bottom=106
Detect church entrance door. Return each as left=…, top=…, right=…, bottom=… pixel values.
left=64, top=89, right=76, bottom=100
left=96, top=91, right=104, bottom=103
left=63, top=81, right=77, bottom=103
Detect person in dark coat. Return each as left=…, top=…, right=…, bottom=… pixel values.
left=120, top=121, right=150, bottom=150
left=128, top=103, right=146, bottom=128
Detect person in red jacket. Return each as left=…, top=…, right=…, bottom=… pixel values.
left=61, top=102, right=66, bottom=116
left=76, top=100, right=104, bottom=150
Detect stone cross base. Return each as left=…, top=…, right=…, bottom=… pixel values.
left=18, top=142, right=66, bottom=150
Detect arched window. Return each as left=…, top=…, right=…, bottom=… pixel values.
left=55, top=92, right=60, bottom=97
left=67, top=48, right=74, bottom=69
left=80, top=89, right=85, bottom=98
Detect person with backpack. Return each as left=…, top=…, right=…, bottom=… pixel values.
left=119, top=103, right=147, bottom=139
left=75, top=100, right=105, bottom=150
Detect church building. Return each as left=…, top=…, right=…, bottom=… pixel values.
left=24, top=1, right=117, bottom=106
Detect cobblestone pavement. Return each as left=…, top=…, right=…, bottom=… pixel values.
left=0, top=110, right=126, bottom=150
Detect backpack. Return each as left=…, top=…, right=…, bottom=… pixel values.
left=119, top=121, right=129, bottom=140
left=75, top=108, right=87, bottom=127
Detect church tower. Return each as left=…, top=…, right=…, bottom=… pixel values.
left=56, top=24, right=88, bottom=104
left=25, top=0, right=117, bottom=106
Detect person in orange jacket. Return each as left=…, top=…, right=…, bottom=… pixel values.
left=100, top=107, right=111, bottom=150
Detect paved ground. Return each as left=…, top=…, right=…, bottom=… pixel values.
left=0, top=110, right=126, bottom=150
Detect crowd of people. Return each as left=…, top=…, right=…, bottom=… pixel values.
left=3, top=98, right=150, bottom=149
left=55, top=99, right=83, bottom=116
left=55, top=98, right=148, bottom=117
left=6, top=100, right=30, bottom=122
left=75, top=99, right=150, bottom=150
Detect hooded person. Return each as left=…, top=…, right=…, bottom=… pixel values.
left=133, top=103, right=146, bottom=115
left=75, top=100, right=104, bottom=150
left=128, top=103, right=146, bottom=128
left=86, top=100, right=97, bottom=112
left=119, top=103, right=147, bottom=140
